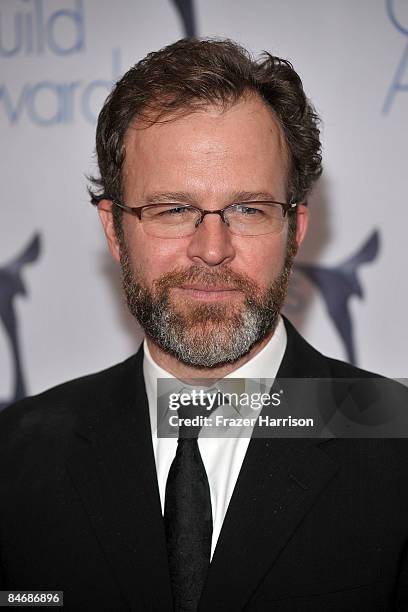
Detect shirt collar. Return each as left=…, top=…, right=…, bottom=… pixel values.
left=143, top=315, right=287, bottom=434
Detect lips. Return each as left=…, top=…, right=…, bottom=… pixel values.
left=179, top=284, right=238, bottom=292
left=175, top=284, right=241, bottom=301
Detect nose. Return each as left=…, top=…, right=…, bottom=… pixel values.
left=186, top=212, right=236, bottom=267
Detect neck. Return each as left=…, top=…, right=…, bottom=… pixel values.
left=145, top=328, right=276, bottom=380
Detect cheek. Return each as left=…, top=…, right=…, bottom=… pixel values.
left=123, top=223, right=190, bottom=283
left=235, top=234, right=288, bottom=283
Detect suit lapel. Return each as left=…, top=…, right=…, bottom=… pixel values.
left=199, top=318, right=340, bottom=611
left=66, top=348, right=173, bottom=611
left=200, top=438, right=338, bottom=610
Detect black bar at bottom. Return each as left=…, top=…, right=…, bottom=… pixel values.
left=0, top=592, right=63, bottom=607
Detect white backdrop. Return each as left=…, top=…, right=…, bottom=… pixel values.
left=1, top=0, right=407, bottom=406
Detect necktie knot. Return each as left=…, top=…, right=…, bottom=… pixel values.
left=177, top=388, right=223, bottom=439
left=177, top=402, right=203, bottom=440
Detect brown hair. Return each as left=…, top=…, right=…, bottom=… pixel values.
left=89, top=37, right=322, bottom=233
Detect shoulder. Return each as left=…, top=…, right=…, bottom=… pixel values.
left=0, top=350, right=142, bottom=447
left=283, top=315, right=398, bottom=380
left=324, top=354, right=379, bottom=378
left=282, top=316, right=408, bottom=428
left=319, top=346, right=407, bottom=402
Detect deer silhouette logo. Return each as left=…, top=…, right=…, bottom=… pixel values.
left=295, top=230, right=380, bottom=365
left=0, top=233, right=41, bottom=412
left=171, top=0, right=197, bottom=37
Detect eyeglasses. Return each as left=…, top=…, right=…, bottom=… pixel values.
left=112, top=199, right=298, bottom=238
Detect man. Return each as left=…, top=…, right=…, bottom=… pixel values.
left=0, top=38, right=407, bottom=611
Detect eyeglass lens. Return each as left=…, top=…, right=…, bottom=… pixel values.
left=141, top=203, right=286, bottom=237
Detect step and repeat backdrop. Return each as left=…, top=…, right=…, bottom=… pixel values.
left=1, top=0, right=407, bottom=408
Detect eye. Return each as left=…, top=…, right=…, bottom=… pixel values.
left=234, top=205, right=264, bottom=216
left=155, top=205, right=194, bottom=216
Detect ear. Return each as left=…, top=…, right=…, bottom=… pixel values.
left=294, top=203, right=309, bottom=250
left=97, top=200, right=121, bottom=263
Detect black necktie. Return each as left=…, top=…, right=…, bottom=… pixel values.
left=164, top=401, right=213, bottom=612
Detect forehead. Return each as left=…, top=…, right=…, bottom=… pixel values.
left=122, top=95, right=289, bottom=201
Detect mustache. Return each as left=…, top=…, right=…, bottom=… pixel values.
left=153, top=265, right=260, bottom=296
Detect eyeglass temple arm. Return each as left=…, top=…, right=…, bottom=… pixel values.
left=112, top=200, right=143, bottom=219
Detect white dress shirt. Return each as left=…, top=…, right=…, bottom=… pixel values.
left=143, top=316, right=287, bottom=559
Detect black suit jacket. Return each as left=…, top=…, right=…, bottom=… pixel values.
left=1, top=319, right=408, bottom=611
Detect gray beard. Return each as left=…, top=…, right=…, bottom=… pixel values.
left=119, top=247, right=294, bottom=368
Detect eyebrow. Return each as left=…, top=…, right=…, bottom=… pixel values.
left=230, top=190, right=280, bottom=202
left=145, top=192, right=197, bottom=205
left=144, top=190, right=281, bottom=205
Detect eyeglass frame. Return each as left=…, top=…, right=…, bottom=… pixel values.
left=111, top=198, right=299, bottom=234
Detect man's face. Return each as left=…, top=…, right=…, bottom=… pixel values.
left=100, top=95, right=308, bottom=368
